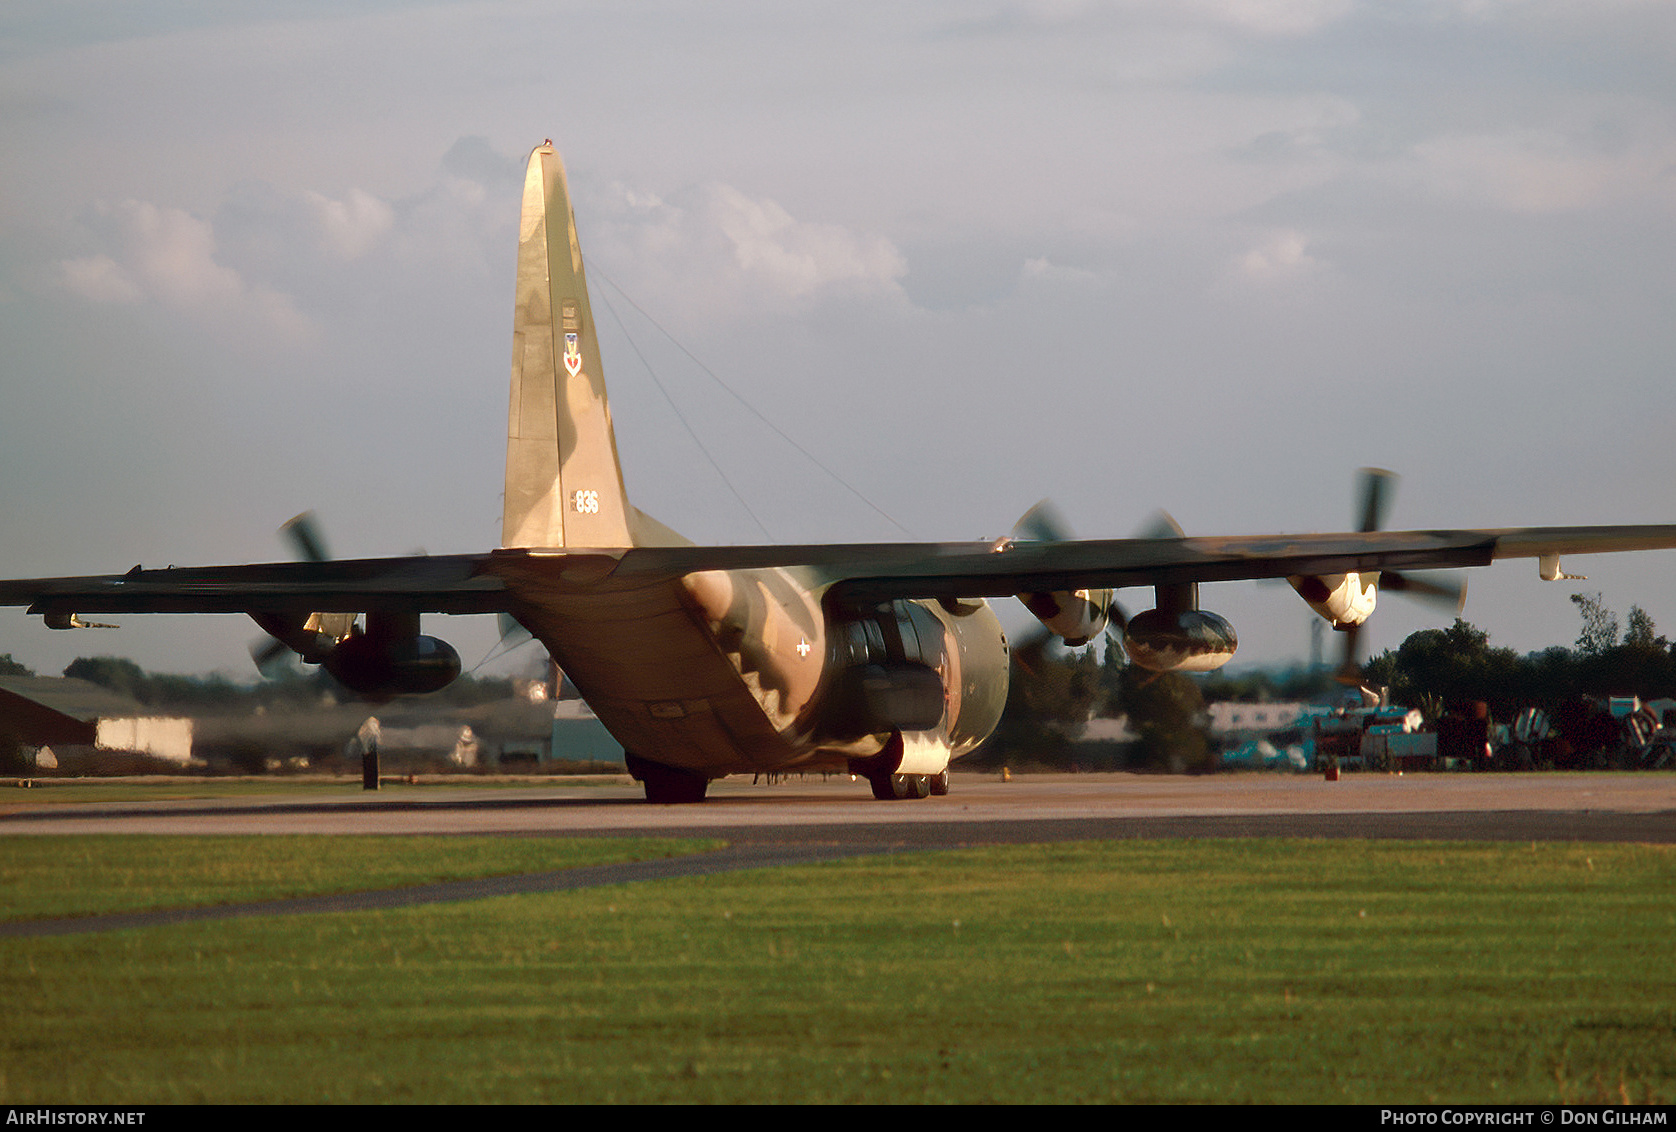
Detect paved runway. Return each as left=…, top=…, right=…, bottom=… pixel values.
left=3, top=770, right=1671, bottom=840
left=3, top=772, right=1669, bottom=937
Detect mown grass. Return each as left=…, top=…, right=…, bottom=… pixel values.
left=0, top=835, right=720, bottom=922
left=1, top=838, right=1670, bottom=1103
left=0, top=776, right=623, bottom=806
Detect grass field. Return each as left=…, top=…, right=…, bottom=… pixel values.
left=1, top=836, right=1671, bottom=1104
left=0, top=775, right=626, bottom=807
left=0, top=835, right=719, bottom=922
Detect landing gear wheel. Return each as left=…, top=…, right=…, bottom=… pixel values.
left=625, top=753, right=710, bottom=804
left=871, top=773, right=931, bottom=800
left=643, top=775, right=708, bottom=804
left=928, top=770, right=950, bottom=796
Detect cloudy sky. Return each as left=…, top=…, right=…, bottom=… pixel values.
left=2, top=0, right=1674, bottom=680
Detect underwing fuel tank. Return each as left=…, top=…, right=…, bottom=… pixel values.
left=324, top=633, right=462, bottom=699
left=1123, top=608, right=1238, bottom=672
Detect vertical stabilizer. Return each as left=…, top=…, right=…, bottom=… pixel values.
left=502, top=143, right=634, bottom=549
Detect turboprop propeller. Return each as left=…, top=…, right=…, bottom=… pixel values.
left=249, top=512, right=357, bottom=676
left=1286, top=469, right=1467, bottom=685
left=247, top=512, right=462, bottom=699
left=1011, top=500, right=1125, bottom=657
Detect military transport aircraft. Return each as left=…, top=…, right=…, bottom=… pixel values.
left=5, top=142, right=1676, bottom=803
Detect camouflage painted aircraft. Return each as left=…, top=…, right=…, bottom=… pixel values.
left=7, top=142, right=1676, bottom=802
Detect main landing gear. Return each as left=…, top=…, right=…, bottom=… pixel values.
left=867, top=769, right=950, bottom=801
left=625, top=753, right=710, bottom=804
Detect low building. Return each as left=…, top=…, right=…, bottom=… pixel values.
left=1207, top=702, right=1310, bottom=739
left=0, top=676, right=194, bottom=767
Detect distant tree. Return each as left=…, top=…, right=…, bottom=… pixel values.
left=1521, top=645, right=1582, bottom=709
left=1014, top=644, right=1100, bottom=737
left=1361, top=649, right=1397, bottom=693
left=975, top=643, right=1102, bottom=766
left=142, top=672, right=250, bottom=710
left=63, top=656, right=149, bottom=701
left=1200, top=663, right=1340, bottom=704
left=1381, top=619, right=1522, bottom=721
left=1273, top=665, right=1341, bottom=702
left=1198, top=667, right=1273, bottom=703
left=1095, top=636, right=1127, bottom=715
left=1373, top=607, right=1676, bottom=724
left=1624, top=605, right=1663, bottom=649
left=0, top=653, right=34, bottom=678
left=50, top=656, right=525, bottom=712
left=1114, top=666, right=1211, bottom=772
left=60, top=659, right=268, bottom=709
left=1571, top=593, right=1620, bottom=656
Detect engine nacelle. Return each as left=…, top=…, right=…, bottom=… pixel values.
left=1289, top=572, right=1377, bottom=628
left=1019, top=587, right=1113, bottom=646
left=815, top=598, right=1008, bottom=758
left=323, top=633, right=461, bottom=699
left=1123, top=608, right=1238, bottom=672
left=823, top=662, right=946, bottom=738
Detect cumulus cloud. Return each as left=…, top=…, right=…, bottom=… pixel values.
left=1232, top=228, right=1326, bottom=282
left=214, top=181, right=405, bottom=278
left=949, top=0, right=1349, bottom=38
left=586, top=181, right=909, bottom=322
left=1020, top=255, right=1100, bottom=285
left=1176, top=0, right=1352, bottom=37
left=58, top=199, right=311, bottom=339
left=49, top=158, right=512, bottom=353
left=58, top=254, right=142, bottom=304
left=1406, top=122, right=1676, bottom=214
left=709, top=185, right=907, bottom=297
left=302, top=188, right=394, bottom=261
left=62, top=201, right=238, bottom=306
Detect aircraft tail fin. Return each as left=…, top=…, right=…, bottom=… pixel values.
left=502, top=143, right=638, bottom=549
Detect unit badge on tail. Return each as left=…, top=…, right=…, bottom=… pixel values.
left=563, top=332, right=583, bottom=377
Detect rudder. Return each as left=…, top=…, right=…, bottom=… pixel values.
left=502, top=143, right=634, bottom=549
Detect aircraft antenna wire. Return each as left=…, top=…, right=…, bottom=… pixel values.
left=594, top=285, right=777, bottom=543
left=591, top=265, right=915, bottom=538
left=464, top=634, right=528, bottom=677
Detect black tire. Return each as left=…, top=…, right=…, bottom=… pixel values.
left=869, top=773, right=925, bottom=800
left=626, top=753, right=710, bottom=804
left=928, top=769, right=950, bottom=796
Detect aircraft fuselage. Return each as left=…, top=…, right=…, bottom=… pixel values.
left=508, top=564, right=1009, bottom=784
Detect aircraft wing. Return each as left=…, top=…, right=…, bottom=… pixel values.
left=0, top=554, right=512, bottom=618
left=4, top=525, right=1674, bottom=620
left=509, top=523, right=1676, bottom=604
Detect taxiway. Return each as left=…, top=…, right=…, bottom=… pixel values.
left=2, top=770, right=1670, bottom=840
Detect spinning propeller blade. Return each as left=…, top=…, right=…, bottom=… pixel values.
left=1335, top=469, right=1466, bottom=686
